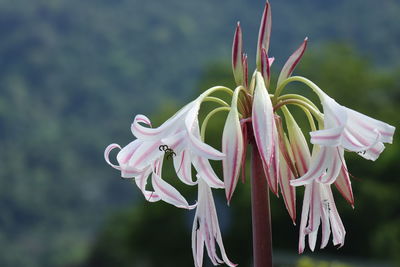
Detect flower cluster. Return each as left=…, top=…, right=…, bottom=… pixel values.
left=105, top=1, right=395, bottom=266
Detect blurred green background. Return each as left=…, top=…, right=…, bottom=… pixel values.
left=0, top=0, right=399, bottom=266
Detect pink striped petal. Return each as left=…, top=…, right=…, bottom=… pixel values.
left=334, top=163, right=354, bottom=207
left=151, top=172, right=196, bottom=209
left=277, top=38, right=308, bottom=87
left=298, top=184, right=311, bottom=254
left=173, top=150, right=197, bottom=185
left=104, top=143, right=122, bottom=170
left=261, top=48, right=271, bottom=88
left=135, top=169, right=161, bottom=202
left=232, top=22, right=244, bottom=86
left=256, top=1, right=272, bottom=69
left=316, top=148, right=343, bottom=184
left=278, top=151, right=296, bottom=223
left=191, top=180, right=237, bottom=267
left=291, top=147, right=328, bottom=186
left=222, top=106, right=244, bottom=203
left=193, top=155, right=224, bottom=189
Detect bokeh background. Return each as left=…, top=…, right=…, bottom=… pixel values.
left=0, top=0, right=399, bottom=266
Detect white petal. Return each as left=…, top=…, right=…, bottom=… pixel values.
left=173, top=150, right=197, bottom=185
left=316, top=147, right=343, bottom=184
left=192, top=155, right=224, bottom=189
left=135, top=169, right=161, bottom=202
left=151, top=172, right=196, bottom=209
left=291, top=147, right=329, bottom=186
left=104, top=143, right=122, bottom=170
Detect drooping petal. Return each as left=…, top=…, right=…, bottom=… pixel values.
left=278, top=150, right=296, bottom=223
left=298, top=184, right=311, bottom=254
left=134, top=168, right=161, bottom=202
left=256, top=1, right=272, bottom=70
left=326, top=186, right=346, bottom=247
left=193, top=155, right=224, bottom=189
left=151, top=172, right=196, bottom=209
left=277, top=38, right=308, bottom=87
left=306, top=182, right=321, bottom=251
left=316, top=147, right=343, bottom=184
left=334, top=163, right=354, bottom=207
left=192, top=180, right=237, bottom=267
left=291, top=146, right=342, bottom=186
left=173, top=150, right=197, bottom=185
left=185, top=104, right=225, bottom=160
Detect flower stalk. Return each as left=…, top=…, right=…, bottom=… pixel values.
left=250, top=141, right=273, bottom=267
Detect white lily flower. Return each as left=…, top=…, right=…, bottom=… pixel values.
left=192, top=179, right=237, bottom=267
left=310, top=92, right=395, bottom=161
left=291, top=92, right=395, bottom=186
left=105, top=95, right=226, bottom=209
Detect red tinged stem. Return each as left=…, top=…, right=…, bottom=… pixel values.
left=250, top=141, right=273, bottom=267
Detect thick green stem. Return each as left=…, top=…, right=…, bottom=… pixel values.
left=250, top=142, right=273, bottom=267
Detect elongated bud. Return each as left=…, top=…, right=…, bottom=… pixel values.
left=256, top=1, right=272, bottom=70
left=282, top=107, right=310, bottom=176
left=261, top=48, right=271, bottom=88
left=277, top=37, right=308, bottom=87
left=242, top=53, right=248, bottom=88
left=278, top=140, right=296, bottom=224
left=232, top=22, right=244, bottom=86
left=222, top=87, right=244, bottom=204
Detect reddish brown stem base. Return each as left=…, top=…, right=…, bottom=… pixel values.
left=250, top=143, right=273, bottom=267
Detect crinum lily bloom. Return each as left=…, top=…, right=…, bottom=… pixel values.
left=291, top=88, right=395, bottom=187
left=105, top=91, right=228, bottom=210
left=284, top=109, right=346, bottom=251
left=105, top=1, right=396, bottom=266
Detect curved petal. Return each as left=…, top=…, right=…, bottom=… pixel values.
left=131, top=103, right=193, bottom=140
left=104, top=143, right=122, bottom=170
left=291, top=147, right=328, bottom=186
left=151, top=172, right=196, bottom=209
left=173, top=150, right=197, bottom=185
left=316, top=148, right=343, bottom=184
left=135, top=168, right=161, bottom=202
left=193, top=155, right=224, bottom=189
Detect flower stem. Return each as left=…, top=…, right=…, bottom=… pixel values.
left=250, top=142, right=273, bottom=267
